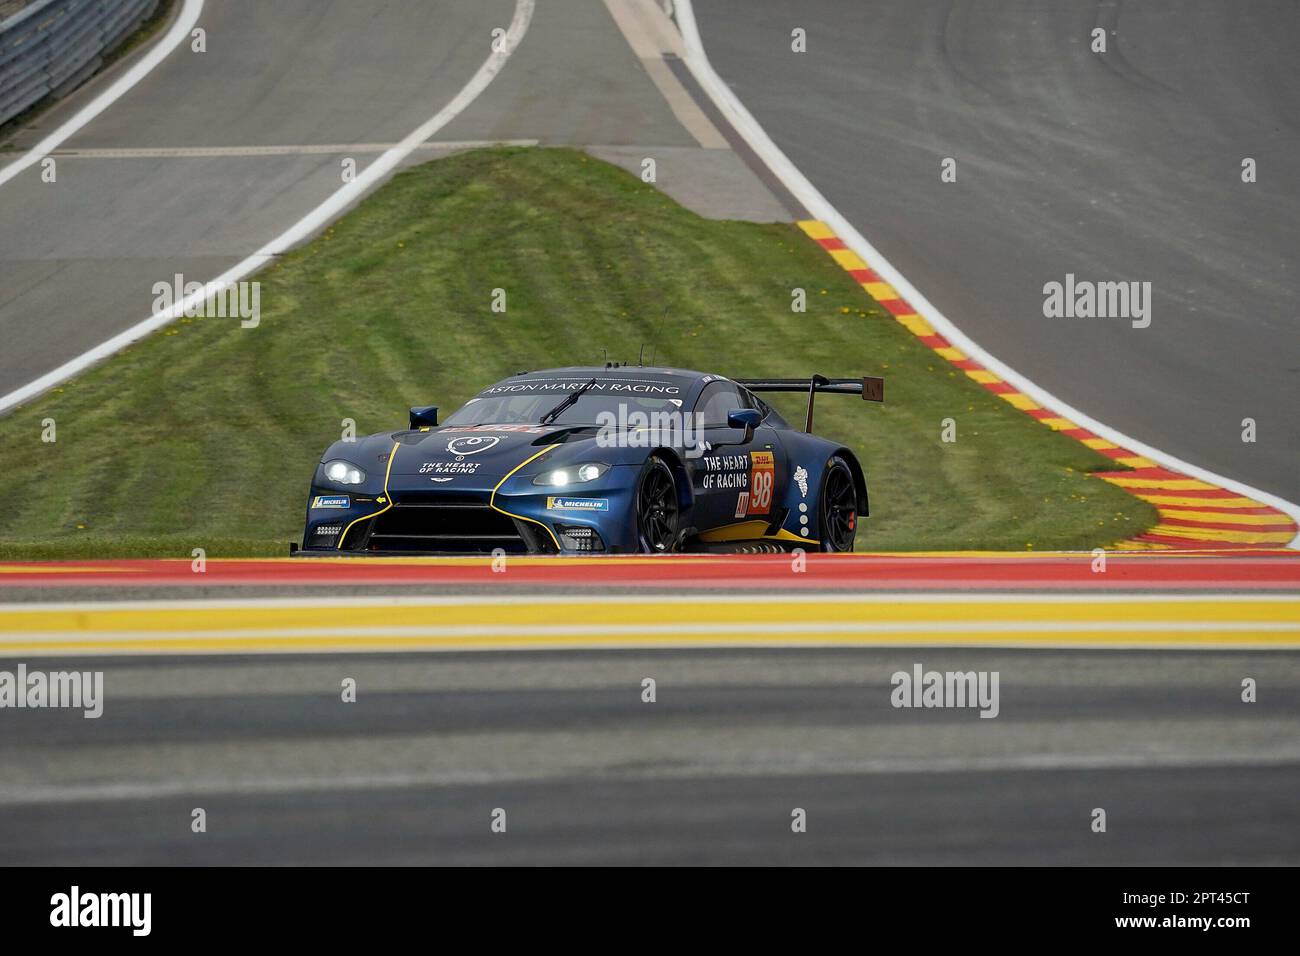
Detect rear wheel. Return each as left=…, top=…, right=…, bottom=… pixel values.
left=635, top=455, right=680, bottom=553
left=819, top=456, right=858, bottom=552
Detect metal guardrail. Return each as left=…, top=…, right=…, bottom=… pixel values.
left=0, top=2, right=36, bottom=23
left=0, top=0, right=159, bottom=126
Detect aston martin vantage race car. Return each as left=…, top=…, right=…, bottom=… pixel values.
left=297, top=366, right=882, bottom=555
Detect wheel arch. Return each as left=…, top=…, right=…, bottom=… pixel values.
left=831, top=446, right=869, bottom=518
left=649, top=446, right=696, bottom=517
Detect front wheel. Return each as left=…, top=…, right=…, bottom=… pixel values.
left=635, top=455, right=680, bottom=553
left=819, top=455, right=858, bottom=552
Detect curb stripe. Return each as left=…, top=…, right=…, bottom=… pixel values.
left=795, top=219, right=1299, bottom=551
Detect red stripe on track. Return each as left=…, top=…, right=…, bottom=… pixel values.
left=1, top=554, right=1297, bottom=590
left=1159, top=517, right=1298, bottom=533
left=1164, top=505, right=1291, bottom=516
left=1107, top=468, right=1189, bottom=481
left=1128, top=535, right=1269, bottom=551
left=1097, top=446, right=1138, bottom=460
left=878, top=298, right=914, bottom=316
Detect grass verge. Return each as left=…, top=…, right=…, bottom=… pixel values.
left=0, top=147, right=1156, bottom=557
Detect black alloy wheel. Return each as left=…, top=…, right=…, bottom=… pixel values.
left=820, top=456, right=858, bottom=552
left=636, top=456, right=680, bottom=553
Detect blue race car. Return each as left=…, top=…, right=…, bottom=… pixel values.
left=296, top=365, right=882, bottom=555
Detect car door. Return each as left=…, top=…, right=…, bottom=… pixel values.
left=686, top=381, right=787, bottom=533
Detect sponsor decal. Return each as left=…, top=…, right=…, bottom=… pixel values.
left=699, top=452, right=750, bottom=490
left=314, top=524, right=343, bottom=537
left=311, top=495, right=350, bottom=509
left=429, top=477, right=454, bottom=483
left=698, top=450, right=773, bottom=514
left=794, top=465, right=809, bottom=498
left=546, top=496, right=610, bottom=512
left=447, top=436, right=500, bottom=456
left=747, top=451, right=775, bottom=516
left=441, top=424, right=549, bottom=434
left=478, top=378, right=682, bottom=396
left=420, top=461, right=481, bottom=475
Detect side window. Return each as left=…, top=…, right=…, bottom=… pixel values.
left=696, top=381, right=746, bottom=426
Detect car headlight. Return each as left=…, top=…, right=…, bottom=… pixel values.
left=532, top=462, right=608, bottom=486
left=322, top=460, right=366, bottom=485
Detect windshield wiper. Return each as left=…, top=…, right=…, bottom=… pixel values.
left=539, top=377, right=597, bottom=426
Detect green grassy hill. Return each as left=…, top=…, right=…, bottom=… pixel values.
left=0, top=147, right=1155, bottom=557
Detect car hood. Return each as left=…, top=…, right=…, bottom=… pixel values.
left=387, top=424, right=590, bottom=477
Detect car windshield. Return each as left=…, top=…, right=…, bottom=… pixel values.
left=443, top=392, right=684, bottom=427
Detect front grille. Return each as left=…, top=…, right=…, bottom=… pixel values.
left=361, top=501, right=530, bottom=553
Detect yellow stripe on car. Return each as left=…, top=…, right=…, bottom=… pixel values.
left=490, top=444, right=562, bottom=550
left=337, top=440, right=401, bottom=550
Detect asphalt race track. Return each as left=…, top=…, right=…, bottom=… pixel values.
left=0, top=553, right=1297, bottom=865
left=694, top=0, right=1300, bottom=502
left=2, top=648, right=1297, bottom=865
left=0, top=0, right=516, bottom=398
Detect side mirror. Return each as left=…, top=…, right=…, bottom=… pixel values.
left=726, top=408, right=762, bottom=445
left=409, top=405, right=439, bottom=429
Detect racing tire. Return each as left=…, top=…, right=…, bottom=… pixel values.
left=635, top=455, right=680, bottom=553
left=819, top=455, right=858, bottom=553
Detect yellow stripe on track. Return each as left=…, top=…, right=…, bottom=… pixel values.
left=1147, top=525, right=1297, bottom=544
left=1137, top=495, right=1269, bottom=510
left=1158, top=509, right=1298, bottom=526
left=0, top=595, right=1296, bottom=656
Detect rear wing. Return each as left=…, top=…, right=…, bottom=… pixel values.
left=735, top=374, right=884, bottom=434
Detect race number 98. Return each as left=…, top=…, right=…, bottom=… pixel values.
left=748, top=452, right=775, bottom=515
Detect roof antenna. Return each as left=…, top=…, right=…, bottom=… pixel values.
left=600, top=347, right=608, bottom=368
left=648, top=306, right=668, bottom=367
left=638, top=344, right=646, bottom=367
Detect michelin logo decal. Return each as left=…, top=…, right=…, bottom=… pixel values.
left=546, top=497, right=610, bottom=512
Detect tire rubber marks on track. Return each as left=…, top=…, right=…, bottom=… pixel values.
left=796, top=219, right=1298, bottom=551
left=669, top=0, right=1300, bottom=549
left=0, top=0, right=536, bottom=414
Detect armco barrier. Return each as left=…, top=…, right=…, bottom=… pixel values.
left=0, top=0, right=158, bottom=126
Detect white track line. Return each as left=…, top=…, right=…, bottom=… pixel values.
left=49, top=140, right=539, bottom=157
left=0, top=0, right=535, bottom=413
left=9, top=750, right=1300, bottom=806
left=671, top=0, right=1300, bottom=548
left=0, top=0, right=205, bottom=188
